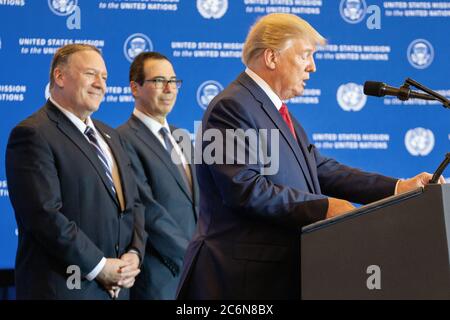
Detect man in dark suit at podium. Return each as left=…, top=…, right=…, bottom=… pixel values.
left=176, top=13, right=443, bottom=300
left=118, top=52, right=199, bottom=299
left=6, top=44, right=145, bottom=299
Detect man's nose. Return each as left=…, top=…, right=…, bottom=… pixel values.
left=306, top=55, right=316, bottom=73
left=93, top=74, right=106, bottom=90
left=163, top=81, right=174, bottom=93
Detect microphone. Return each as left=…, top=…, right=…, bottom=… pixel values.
left=363, top=81, right=435, bottom=101
left=430, top=153, right=450, bottom=184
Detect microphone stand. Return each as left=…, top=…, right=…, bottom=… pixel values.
left=402, top=78, right=450, bottom=183
left=430, top=153, right=450, bottom=184
left=402, top=78, right=450, bottom=109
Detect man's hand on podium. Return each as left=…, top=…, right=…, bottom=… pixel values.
left=326, top=197, right=356, bottom=219
left=396, top=172, right=445, bottom=195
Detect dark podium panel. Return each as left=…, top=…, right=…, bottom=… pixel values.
left=301, top=184, right=450, bottom=299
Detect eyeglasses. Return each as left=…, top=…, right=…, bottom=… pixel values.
left=143, top=78, right=182, bottom=89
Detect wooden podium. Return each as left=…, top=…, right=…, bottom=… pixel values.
left=301, top=184, right=450, bottom=299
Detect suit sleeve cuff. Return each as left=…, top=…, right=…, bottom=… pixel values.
left=85, top=257, right=106, bottom=281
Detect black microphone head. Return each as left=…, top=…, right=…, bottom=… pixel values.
left=363, top=81, right=386, bottom=97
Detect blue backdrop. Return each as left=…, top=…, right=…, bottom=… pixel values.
left=1, top=0, right=449, bottom=269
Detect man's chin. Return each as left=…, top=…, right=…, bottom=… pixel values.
left=87, top=104, right=101, bottom=113
left=296, top=87, right=305, bottom=96
left=290, top=89, right=304, bottom=99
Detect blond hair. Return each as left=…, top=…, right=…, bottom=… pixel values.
left=49, top=44, right=101, bottom=88
left=242, top=13, right=326, bottom=66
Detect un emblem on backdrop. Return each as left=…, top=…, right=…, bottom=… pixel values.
left=340, top=0, right=367, bottom=23
left=197, top=80, right=224, bottom=110
left=407, top=39, right=434, bottom=69
left=123, top=33, right=153, bottom=63
left=405, top=127, right=435, bottom=156
left=48, top=0, right=77, bottom=16
left=336, top=83, right=367, bottom=112
left=197, top=0, right=228, bottom=19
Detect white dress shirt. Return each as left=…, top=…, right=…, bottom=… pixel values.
left=245, top=67, right=283, bottom=111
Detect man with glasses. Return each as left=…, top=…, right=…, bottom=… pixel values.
left=118, top=52, right=199, bottom=300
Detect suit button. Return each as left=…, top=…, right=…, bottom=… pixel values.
left=115, top=244, right=119, bottom=253
left=119, top=212, right=124, bottom=219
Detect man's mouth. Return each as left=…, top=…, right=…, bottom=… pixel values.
left=88, top=92, right=103, bottom=97
left=161, top=97, right=173, bottom=103
left=302, top=78, right=310, bottom=87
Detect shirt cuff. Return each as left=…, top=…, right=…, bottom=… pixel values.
left=85, top=257, right=106, bottom=281
left=127, top=249, right=141, bottom=262
left=394, top=179, right=402, bottom=195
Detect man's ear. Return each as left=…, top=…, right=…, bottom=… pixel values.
left=262, top=48, right=278, bottom=70
left=130, top=81, right=139, bottom=98
left=53, top=67, right=65, bottom=88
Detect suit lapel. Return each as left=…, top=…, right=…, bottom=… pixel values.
left=188, top=161, right=199, bottom=219
left=237, top=73, right=315, bottom=193
left=45, top=102, right=120, bottom=207
left=170, top=126, right=199, bottom=220
left=130, top=116, right=193, bottom=202
left=291, top=117, right=320, bottom=194
left=170, top=126, right=195, bottom=201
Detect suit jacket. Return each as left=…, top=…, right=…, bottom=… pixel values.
left=5, top=101, right=146, bottom=300
left=118, top=115, right=199, bottom=300
left=176, top=72, right=397, bottom=300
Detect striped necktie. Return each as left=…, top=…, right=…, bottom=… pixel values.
left=84, top=126, right=117, bottom=195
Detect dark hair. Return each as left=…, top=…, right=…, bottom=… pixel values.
left=129, top=52, right=170, bottom=85
left=49, top=44, right=101, bottom=88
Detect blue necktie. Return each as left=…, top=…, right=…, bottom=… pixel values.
left=84, top=126, right=117, bottom=195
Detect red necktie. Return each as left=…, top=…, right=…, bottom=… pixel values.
left=279, top=103, right=297, bottom=141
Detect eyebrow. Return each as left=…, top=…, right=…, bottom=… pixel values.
left=301, top=49, right=315, bottom=56
left=84, top=68, right=107, bottom=74
left=152, top=76, right=178, bottom=79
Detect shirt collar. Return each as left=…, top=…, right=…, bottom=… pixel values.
left=133, top=108, right=170, bottom=136
left=49, top=96, right=91, bottom=134
left=245, top=67, right=283, bottom=110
